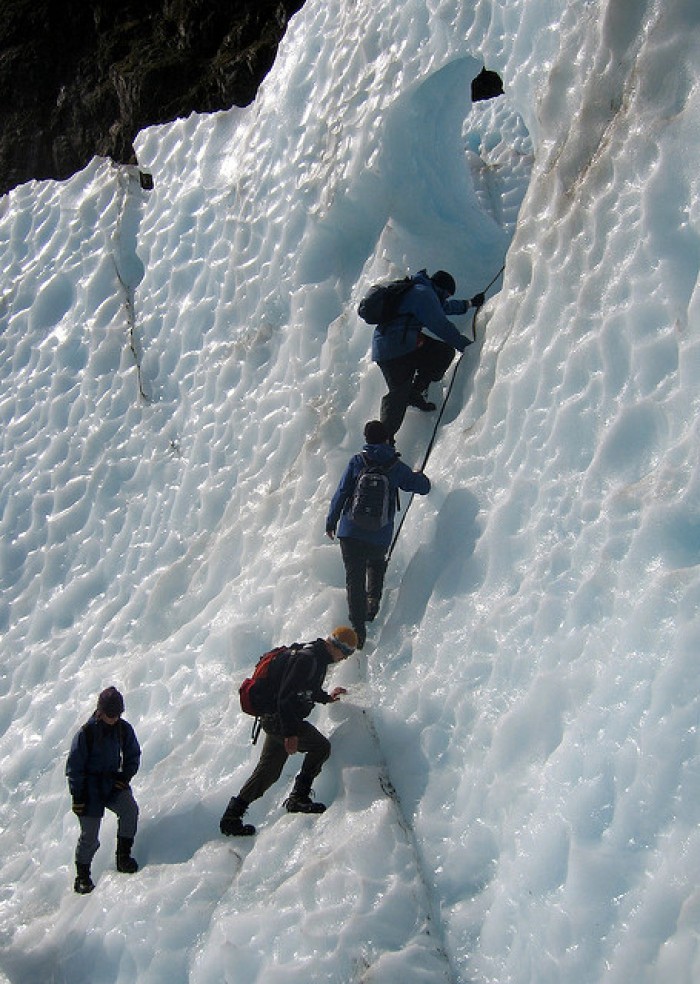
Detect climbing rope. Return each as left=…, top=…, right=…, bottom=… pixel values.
left=386, top=263, right=506, bottom=561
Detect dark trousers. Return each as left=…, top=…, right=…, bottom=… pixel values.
left=239, top=720, right=331, bottom=805
left=340, top=536, right=387, bottom=631
left=75, top=788, right=139, bottom=865
left=379, top=336, right=455, bottom=436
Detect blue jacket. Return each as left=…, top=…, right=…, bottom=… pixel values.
left=66, top=714, right=141, bottom=817
left=326, top=443, right=431, bottom=548
left=371, top=270, right=472, bottom=364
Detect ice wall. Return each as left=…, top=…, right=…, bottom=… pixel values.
left=0, top=0, right=699, bottom=981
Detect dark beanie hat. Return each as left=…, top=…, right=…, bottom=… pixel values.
left=431, top=270, right=456, bottom=295
left=97, top=686, right=124, bottom=717
left=364, top=420, right=390, bottom=444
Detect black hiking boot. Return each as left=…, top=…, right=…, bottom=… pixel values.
left=74, top=863, right=95, bottom=894
left=408, top=389, right=436, bottom=412
left=284, top=792, right=326, bottom=814
left=115, top=837, right=139, bottom=874
left=284, top=777, right=326, bottom=814
left=353, top=623, right=366, bottom=649
left=366, top=597, right=379, bottom=622
left=220, top=796, right=256, bottom=836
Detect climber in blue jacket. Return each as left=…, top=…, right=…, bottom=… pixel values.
left=66, top=686, right=141, bottom=894
left=372, top=269, right=484, bottom=437
left=326, top=420, right=430, bottom=647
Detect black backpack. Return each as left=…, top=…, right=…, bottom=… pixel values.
left=357, top=277, right=414, bottom=325
left=347, top=454, right=399, bottom=531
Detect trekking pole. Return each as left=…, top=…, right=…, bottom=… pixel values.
left=386, top=262, right=505, bottom=562
left=486, top=262, right=506, bottom=290
left=420, top=265, right=504, bottom=467
left=472, top=262, right=505, bottom=339
left=386, top=350, right=464, bottom=561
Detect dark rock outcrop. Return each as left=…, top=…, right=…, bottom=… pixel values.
left=0, top=0, right=305, bottom=196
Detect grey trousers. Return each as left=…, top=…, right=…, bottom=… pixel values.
left=239, top=720, right=331, bottom=805
left=75, top=788, right=139, bottom=865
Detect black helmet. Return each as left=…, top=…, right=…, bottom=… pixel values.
left=97, top=686, right=125, bottom=717
left=430, top=270, right=456, bottom=296
left=364, top=420, right=390, bottom=444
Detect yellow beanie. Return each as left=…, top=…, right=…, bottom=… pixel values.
left=330, top=626, right=358, bottom=651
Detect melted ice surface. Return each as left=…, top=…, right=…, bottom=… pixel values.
left=0, top=0, right=699, bottom=981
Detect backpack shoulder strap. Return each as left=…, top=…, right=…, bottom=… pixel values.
left=81, top=721, right=94, bottom=755
left=270, top=642, right=306, bottom=685
left=285, top=641, right=318, bottom=682
left=383, top=454, right=402, bottom=510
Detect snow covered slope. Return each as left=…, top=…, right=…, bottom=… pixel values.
left=1, top=0, right=699, bottom=981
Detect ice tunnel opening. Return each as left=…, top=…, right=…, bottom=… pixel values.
left=463, top=65, right=533, bottom=244
left=366, top=57, right=533, bottom=295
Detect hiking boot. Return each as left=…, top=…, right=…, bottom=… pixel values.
left=220, top=796, right=256, bottom=836
left=283, top=792, right=326, bottom=814
left=366, top=597, right=379, bottom=622
left=353, top=624, right=366, bottom=649
left=408, top=390, right=436, bottom=412
left=220, top=814, right=256, bottom=836
left=74, top=863, right=94, bottom=894
left=284, top=776, right=326, bottom=814
left=115, top=837, right=139, bottom=874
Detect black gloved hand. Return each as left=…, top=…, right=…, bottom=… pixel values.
left=113, top=772, right=130, bottom=791
left=470, top=292, right=485, bottom=308
left=72, top=799, right=86, bottom=817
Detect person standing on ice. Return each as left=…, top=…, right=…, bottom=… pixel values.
left=372, top=269, right=484, bottom=438
left=219, top=626, right=358, bottom=836
left=66, top=686, right=141, bottom=894
left=325, top=421, right=430, bottom=648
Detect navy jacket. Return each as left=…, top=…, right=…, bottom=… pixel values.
left=371, top=270, right=472, bottom=364
left=326, top=443, right=431, bottom=548
left=270, top=639, right=335, bottom=738
left=66, top=714, right=141, bottom=817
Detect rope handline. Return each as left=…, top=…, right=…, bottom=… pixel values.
left=386, top=262, right=505, bottom=562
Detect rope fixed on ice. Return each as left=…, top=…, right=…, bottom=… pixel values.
left=386, top=263, right=506, bottom=562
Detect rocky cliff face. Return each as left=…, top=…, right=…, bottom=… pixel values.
left=0, top=0, right=305, bottom=196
